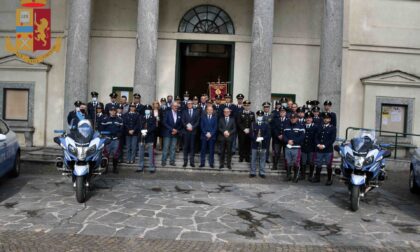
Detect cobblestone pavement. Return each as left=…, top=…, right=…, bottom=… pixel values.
left=0, top=163, right=419, bottom=251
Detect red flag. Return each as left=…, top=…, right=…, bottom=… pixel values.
left=33, top=9, right=50, bottom=51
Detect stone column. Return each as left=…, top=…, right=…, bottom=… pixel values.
left=64, top=0, right=92, bottom=124
left=133, top=0, right=159, bottom=105
left=248, top=0, right=275, bottom=111
left=318, top=0, right=344, bottom=124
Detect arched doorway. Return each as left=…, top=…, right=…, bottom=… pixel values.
left=176, top=5, right=235, bottom=98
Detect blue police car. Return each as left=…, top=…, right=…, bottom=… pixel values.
left=410, top=147, right=420, bottom=193
left=0, top=119, right=20, bottom=178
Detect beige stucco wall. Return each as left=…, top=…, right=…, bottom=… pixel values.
left=1, top=0, right=420, bottom=146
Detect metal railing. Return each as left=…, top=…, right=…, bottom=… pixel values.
left=345, top=127, right=420, bottom=159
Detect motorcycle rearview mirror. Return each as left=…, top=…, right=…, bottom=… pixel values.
left=336, top=137, right=345, bottom=142
left=334, top=145, right=340, bottom=152
left=53, top=136, right=61, bottom=145
left=383, top=150, right=392, bottom=158
left=380, top=143, right=391, bottom=148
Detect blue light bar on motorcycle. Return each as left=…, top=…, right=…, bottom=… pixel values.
left=54, top=130, right=65, bottom=134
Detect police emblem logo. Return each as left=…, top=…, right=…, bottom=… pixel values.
left=5, top=0, right=62, bottom=64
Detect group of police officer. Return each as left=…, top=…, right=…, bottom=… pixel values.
left=67, top=91, right=337, bottom=185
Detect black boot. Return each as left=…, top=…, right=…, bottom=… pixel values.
left=299, top=165, right=306, bottom=180
left=293, top=166, right=300, bottom=183
left=112, top=159, right=119, bottom=174
left=326, top=166, right=333, bottom=186
left=285, top=166, right=292, bottom=181
left=308, top=165, right=315, bottom=182
left=311, top=166, right=321, bottom=183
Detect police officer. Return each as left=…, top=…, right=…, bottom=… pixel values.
left=101, top=105, right=124, bottom=173
left=236, top=93, right=245, bottom=114
left=284, top=113, right=305, bottom=182
left=250, top=110, right=271, bottom=178
left=120, top=96, right=130, bottom=114
left=199, top=94, right=208, bottom=113
left=323, top=100, right=337, bottom=127
left=262, top=102, right=273, bottom=163
left=312, top=106, right=322, bottom=126
left=69, top=102, right=91, bottom=130
left=123, top=103, right=139, bottom=164
left=301, top=111, right=318, bottom=180
left=87, top=91, right=104, bottom=124
left=213, top=95, right=223, bottom=118
left=221, top=93, right=237, bottom=118
left=297, top=107, right=306, bottom=125
left=311, top=112, right=337, bottom=185
left=166, top=95, right=174, bottom=108
left=271, top=106, right=289, bottom=170
left=105, top=93, right=119, bottom=115
left=133, top=93, right=145, bottom=115
left=67, top=100, right=82, bottom=126
left=137, top=105, right=157, bottom=173
left=95, top=103, right=106, bottom=131
left=236, top=100, right=254, bottom=162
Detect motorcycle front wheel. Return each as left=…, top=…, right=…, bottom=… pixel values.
left=75, top=176, right=87, bottom=203
left=350, top=185, right=360, bottom=211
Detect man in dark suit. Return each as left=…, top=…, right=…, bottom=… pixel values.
left=218, top=107, right=237, bottom=169
left=200, top=106, right=217, bottom=168
left=161, top=102, right=182, bottom=166
left=181, top=100, right=200, bottom=167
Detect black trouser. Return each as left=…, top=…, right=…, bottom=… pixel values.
left=238, top=131, right=251, bottom=161
left=219, top=138, right=233, bottom=166
left=183, top=132, right=196, bottom=164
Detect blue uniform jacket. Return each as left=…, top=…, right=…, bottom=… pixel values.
left=302, top=123, right=318, bottom=153
left=272, top=116, right=290, bottom=144
left=283, top=122, right=305, bottom=146
left=200, top=114, right=218, bottom=141
left=315, top=124, right=337, bottom=153
left=137, top=115, right=156, bottom=143
left=123, top=112, right=140, bottom=135
left=161, top=110, right=182, bottom=137
left=100, top=116, right=123, bottom=138
left=220, top=103, right=237, bottom=118
left=250, top=122, right=271, bottom=149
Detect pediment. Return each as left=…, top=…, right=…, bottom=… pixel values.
left=0, top=54, right=51, bottom=71
left=361, top=70, right=420, bottom=87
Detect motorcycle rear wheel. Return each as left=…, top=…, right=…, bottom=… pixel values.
left=350, top=185, right=360, bottom=212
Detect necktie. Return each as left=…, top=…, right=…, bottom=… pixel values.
left=226, top=117, right=229, bottom=124
left=208, top=115, right=211, bottom=120
left=189, top=109, right=192, bottom=117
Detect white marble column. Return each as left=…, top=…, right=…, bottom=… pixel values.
left=133, top=0, right=159, bottom=105
left=64, top=0, right=92, bottom=122
left=318, top=0, right=344, bottom=123
left=248, top=0, right=275, bottom=111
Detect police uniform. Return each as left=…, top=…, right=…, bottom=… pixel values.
left=105, top=93, right=119, bottom=116
left=67, top=100, right=82, bottom=126
left=220, top=93, right=237, bottom=118
left=312, top=106, right=322, bottom=126
left=297, top=107, right=306, bottom=126
left=312, top=112, right=337, bottom=185
left=236, top=94, right=245, bottom=114
left=101, top=105, right=124, bottom=173
left=87, top=92, right=104, bottom=125
left=301, top=112, right=318, bottom=180
left=271, top=106, right=290, bottom=170
left=180, top=91, right=190, bottom=112
left=137, top=105, right=157, bottom=172
left=133, top=93, right=145, bottom=115
left=95, top=103, right=106, bottom=131
left=213, top=95, right=223, bottom=118
left=262, top=102, right=273, bottom=163
left=323, top=100, right=337, bottom=127
left=250, top=110, right=271, bottom=178
left=283, top=114, right=305, bottom=182
left=236, top=100, right=255, bottom=162
left=123, top=103, right=140, bottom=163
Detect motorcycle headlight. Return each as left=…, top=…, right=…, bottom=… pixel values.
left=345, top=153, right=355, bottom=164
left=364, top=156, right=374, bottom=165
left=68, top=144, right=78, bottom=156
left=86, top=145, right=97, bottom=157
left=354, top=156, right=364, bottom=168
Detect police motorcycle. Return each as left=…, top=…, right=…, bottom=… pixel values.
left=54, top=119, right=110, bottom=203
left=334, top=129, right=392, bottom=211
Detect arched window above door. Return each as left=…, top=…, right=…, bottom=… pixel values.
left=178, top=5, right=235, bottom=35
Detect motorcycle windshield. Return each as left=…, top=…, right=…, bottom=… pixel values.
left=351, top=130, right=376, bottom=154
left=71, top=120, right=94, bottom=144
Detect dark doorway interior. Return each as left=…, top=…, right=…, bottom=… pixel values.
left=179, top=43, right=232, bottom=98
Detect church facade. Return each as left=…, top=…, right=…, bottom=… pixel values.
left=1, top=0, right=420, bottom=148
